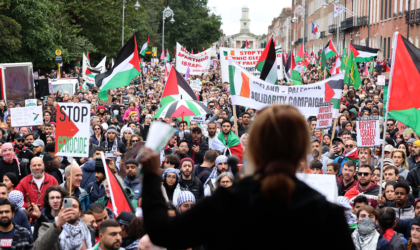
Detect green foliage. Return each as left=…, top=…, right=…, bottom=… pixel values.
left=0, top=0, right=22, bottom=52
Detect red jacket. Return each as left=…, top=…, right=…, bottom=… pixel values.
left=18, top=173, right=59, bottom=210
left=345, top=181, right=380, bottom=209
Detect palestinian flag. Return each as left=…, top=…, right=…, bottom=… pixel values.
left=83, top=53, right=104, bottom=84
left=324, top=39, right=338, bottom=59
left=160, top=66, right=197, bottom=107
left=100, top=153, right=134, bottom=216
left=345, top=148, right=359, bottom=164
left=284, top=52, right=292, bottom=82
left=295, top=45, right=304, bottom=63
left=329, top=56, right=341, bottom=75
left=363, top=64, right=369, bottom=76
left=211, top=131, right=243, bottom=163
left=77, top=61, right=81, bottom=67
left=369, top=61, right=375, bottom=74
left=349, top=43, right=380, bottom=62
left=284, top=52, right=302, bottom=85
left=166, top=49, right=170, bottom=61
left=140, top=36, right=149, bottom=56
left=241, top=40, right=251, bottom=49
left=95, top=34, right=141, bottom=100
left=388, top=32, right=420, bottom=134
left=324, top=73, right=345, bottom=112
left=255, top=37, right=278, bottom=85
left=386, top=64, right=391, bottom=72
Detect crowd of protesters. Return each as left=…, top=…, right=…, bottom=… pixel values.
left=0, top=54, right=417, bottom=250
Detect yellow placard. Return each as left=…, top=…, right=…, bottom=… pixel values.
left=55, top=49, right=62, bottom=56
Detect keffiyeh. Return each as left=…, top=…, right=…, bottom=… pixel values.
left=352, top=218, right=380, bottom=250
left=59, top=219, right=92, bottom=250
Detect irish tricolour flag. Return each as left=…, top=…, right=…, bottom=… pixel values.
left=324, top=39, right=338, bottom=59
left=95, top=34, right=141, bottom=101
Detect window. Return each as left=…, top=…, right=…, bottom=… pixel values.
left=389, top=0, right=392, bottom=18
left=416, top=36, right=419, bottom=48
left=384, top=38, right=387, bottom=59
left=381, top=0, right=384, bottom=20
left=385, top=0, right=388, bottom=19
left=388, top=37, right=391, bottom=59
left=380, top=35, right=383, bottom=47
left=244, top=22, right=246, bottom=28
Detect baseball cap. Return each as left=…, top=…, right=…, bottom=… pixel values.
left=332, top=138, right=343, bottom=144
left=384, top=145, right=394, bottom=153
left=115, top=211, right=136, bottom=226
left=192, top=127, right=202, bottom=133
left=42, top=153, right=54, bottom=163
left=15, top=133, right=25, bottom=141
left=33, top=139, right=45, bottom=147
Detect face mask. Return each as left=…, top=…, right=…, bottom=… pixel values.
left=2, top=151, right=14, bottom=162
left=113, top=110, right=119, bottom=116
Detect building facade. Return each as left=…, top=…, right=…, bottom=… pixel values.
left=226, top=5, right=259, bottom=49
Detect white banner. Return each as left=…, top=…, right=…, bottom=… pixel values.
left=55, top=103, right=91, bottom=157
left=176, top=43, right=212, bottom=75
left=356, top=116, right=380, bottom=148
left=11, top=106, right=43, bottom=127
left=220, top=48, right=263, bottom=83
left=316, top=102, right=334, bottom=129
left=190, top=115, right=206, bottom=124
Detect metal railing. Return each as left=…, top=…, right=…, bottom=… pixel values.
left=328, top=24, right=336, bottom=33
left=320, top=31, right=326, bottom=38
left=416, top=9, right=420, bottom=23
left=411, top=10, right=415, bottom=24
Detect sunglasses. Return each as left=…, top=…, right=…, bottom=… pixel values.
left=387, top=124, right=393, bottom=126
left=357, top=172, right=370, bottom=176
left=17, top=140, right=24, bottom=143
left=94, top=128, right=101, bottom=130
left=131, top=140, right=139, bottom=143
left=344, top=144, right=354, bottom=149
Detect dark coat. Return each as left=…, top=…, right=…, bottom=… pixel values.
left=407, top=167, right=420, bottom=197
left=184, top=134, right=209, bottom=166
left=87, top=181, right=106, bottom=204
left=178, top=174, right=204, bottom=201
left=143, top=174, right=354, bottom=250
left=81, top=160, right=96, bottom=190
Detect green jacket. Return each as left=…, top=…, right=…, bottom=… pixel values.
left=95, top=186, right=138, bottom=209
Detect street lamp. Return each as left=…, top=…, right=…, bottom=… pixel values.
left=162, top=7, right=175, bottom=53
left=294, top=4, right=305, bottom=53
left=122, top=0, right=140, bottom=47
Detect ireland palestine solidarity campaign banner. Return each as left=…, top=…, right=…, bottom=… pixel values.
left=228, top=58, right=344, bottom=116
left=176, top=43, right=212, bottom=75
left=220, top=48, right=263, bottom=83
left=55, top=103, right=91, bottom=157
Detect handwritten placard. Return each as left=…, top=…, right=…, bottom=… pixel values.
left=11, top=106, right=43, bottom=127
left=316, top=102, right=334, bottom=129
left=296, top=173, right=338, bottom=203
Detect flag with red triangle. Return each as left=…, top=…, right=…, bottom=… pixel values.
left=295, top=45, right=304, bottom=63
left=100, top=153, right=135, bottom=217
left=95, top=34, right=141, bottom=101
left=160, top=66, right=197, bottom=107
left=386, top=64, right=391, bottom=72
left=363, top=64, right=369, bottom=75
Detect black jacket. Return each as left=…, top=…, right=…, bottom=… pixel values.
left=0, top=158, right=28, bottom=181
left=237, top=123, right=249, bottom=138
left=185, top=135, right=209, bottom=166
left=15, top=147, right=33, bottom=173
left=178, top=174, right=204, bottom=201
left=101, top=138, right=126, bottom=154
left=143, top=174, right=354, bottom=250
left=406, top=167, right=420, bottom=197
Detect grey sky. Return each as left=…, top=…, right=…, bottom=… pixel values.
left=207, top=0, right=291, bottom=36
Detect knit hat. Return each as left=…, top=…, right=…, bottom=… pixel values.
left=97, top=105, right=107, bottom=111
left=8, top=190, right=24, bottom=209
left=4, top=172, right=18, bottom=188
left=95, top=159, right=105, bottom=175
left=129, top=111, right=137, bottom=117
left=349, top=108, right=358, bottom=117
left=125, top=159, right=138, bottom=166
left=215, top=155, right=228, bottom=167
left=176, top=191, right=196, bottom=209
left=414, top=140, right=420, bottom=148
left=115, top=211, right=136, bottom=226
left=162, top=168, right=180, bottom=181
left=107, top=127, right=118, bottom=134
left=408, top=138, right=417, bottom=144
left=413, top=216, right=420, bottom=227
left=180, top=158, right=194, bottom=168
left=15, top=102, right=22, bottom=107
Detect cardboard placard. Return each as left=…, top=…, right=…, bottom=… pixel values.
left=98, top=95, right=113, bottom=106
left=356, top=116, right=380, bottom=148
left=11, top=106, right=43, bottom=127
left=316, top=102, right=334, bottom=129
left=296, top=173, right=337, bottom=203
left=25, top=99, right=37, bottom=107
left=55, top=103, right=91, bottom=157
left=377, top=75, right=385, bottom=85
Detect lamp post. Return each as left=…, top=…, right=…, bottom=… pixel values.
left=162, top=7, right=175, bottom=54
left=293, top=4, right=305, bottom=53
left=322, top=0, right=355, bottom=52
left=122, top=0, right=141, bottom=47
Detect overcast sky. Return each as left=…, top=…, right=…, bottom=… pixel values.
left=207, top=0, right=291, bottom=36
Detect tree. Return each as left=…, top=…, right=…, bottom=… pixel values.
left=0, top=0, right=22, bottom=52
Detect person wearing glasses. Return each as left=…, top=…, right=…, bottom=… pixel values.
left=333, top=139, right=358, bottom=172
left=126, top=134, right=143, bottom=150
left=345, top=164, right=380, bottom=209
left=387, top=119, right=399, bottom=139
left=14, top=132, right=33, bottom=171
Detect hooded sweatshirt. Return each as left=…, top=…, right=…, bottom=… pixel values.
left=345, top=181, right=380, bottom=208
left=388, top=200, right=415, bottom=220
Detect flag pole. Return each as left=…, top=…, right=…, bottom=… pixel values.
left=69, top=157, right=73, bottom=195
left=330, top=118, right=337, bottom=147
left=233, top=105, right=239, bottom=137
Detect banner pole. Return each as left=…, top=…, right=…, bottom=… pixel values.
left=69, top=157, right=73, bottom=195
left=58, top=64, right=60, bottom=79
left=330, top=118, right=337, bottom=147
left=233, top=105, right=239, bottom=137
left=320, top=129, right=324, bottom=148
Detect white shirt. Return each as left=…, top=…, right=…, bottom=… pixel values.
left=33, top=175, right=45, bottom=190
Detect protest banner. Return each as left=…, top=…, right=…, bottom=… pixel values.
left=122, top=96, right=129, bottom=105
left=190, top=79, right=202, bottom=92
left=316, top=102, right=334, bottom=129
left=190, top=115, right=206, bottom=124
left=275, top=45, right=284, bottom=80
left=25, top=99, right=37, bottom=107
left=398, top=121, right=409, bottom=134
left=55, top=103, right=90, bottom=157
left=176, top=43, right=212, bottom=75
left=228, top=58, right=344, bottom=116
left=34, top=72, right=39, bottom=79
left=220, top=48, right=263, bottom=83
left=356, top=116, right=380, bottom=148
left=296, top=173, right=337, bottom=203
left=11, top=106, right=43, bottom=127
left=377, top=75, right=385, bottom=86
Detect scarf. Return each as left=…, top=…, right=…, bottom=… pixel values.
left=345, top=148, right=360, bottom=164
left=104, top=139, right=118, bottom=153
left=59, top=219, right=92, bottom=250
left=352, top=218, right=380, bottom=250
left=15, top=146, right=27, bottom=154
left=217, top=131, right=240, bottom=147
